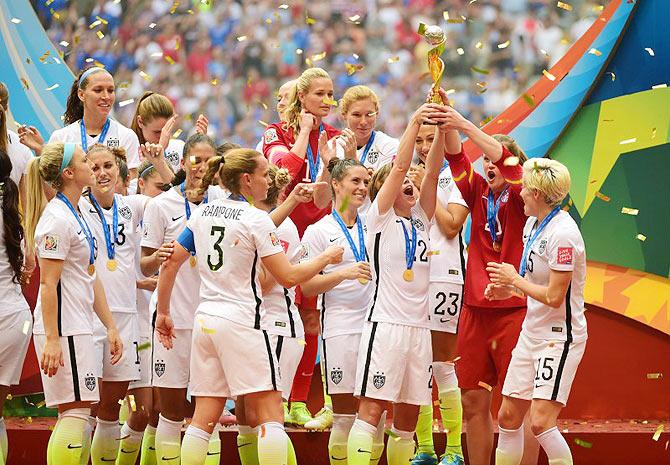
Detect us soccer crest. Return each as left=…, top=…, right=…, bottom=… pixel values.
left=165, top=150, right=180, bottom=167
left=106, top=138, right=120, bottom=148
left=538, top=239, right=548, bottom=255
left=372, top=371, right=386, bottom=389
left=330, top=367, right=343, bottom=385
left=84, top=372, right=96, bottom=391
left=367, top=149, right=380, bottom=164
left=412, top=217, right=426, bottom=232
left=438, top=177, right=451, bottom=189
left=118, top=205, right=132, bottom=220
left=154, top=359, right=166, bottom=377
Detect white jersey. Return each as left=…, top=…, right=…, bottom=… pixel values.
left=302, top=214, right=373, bottom=338
left=33, top=198, right=96, bottom=336
left=141, top=185, right=225, bottom=329
left=163, top=138, right=185, bottom=174
left=80, top=193, right=146, bottom=313
left=521, top=211, right=587, bottom=343
left=48, top=119, right=140, bottom=169
left=182, top=197, right=284, bottom=329
left=7, top=130, right=32, bottom=185
left=0, top=212, right=29, bottom=317
left=366, top=200, right=432, bottom=328
left=429, top=166, right=468, bottom=285
left=261, top=217, right=305, bottom=338
left=335, top=130, right=398, bottom=171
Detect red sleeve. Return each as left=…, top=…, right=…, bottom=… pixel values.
left=262, top=123, right=291, bottom=161
left=494, top=145, right=523, bottom=185
left=445, top=148, right=485, bottom=210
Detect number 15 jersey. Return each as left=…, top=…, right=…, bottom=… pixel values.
left=180, top=198, right=284, bottom=330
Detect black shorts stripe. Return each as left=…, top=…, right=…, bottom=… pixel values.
left=322, top=338, right=329, bottom=396
left=251, top=252, right=262, bottom=329
left=455, top=283, right=465, bottom=334
left=366, top=233, right=382, bottom=321
left=283, top=288, right=296, bottom=338
left=359, top=322, right=378, bottom=397
left=275, top=335, right=284, bottom=361
left=551, top=284, right=573, bottom=400
left=262, top=330, right=277, bottom=391
left=458, top=228, right=467, bottom=283
left=56, top=281, right=63, bottom=337
left=67, top=336, right=81, bottom=401
left=320, top=289, right=326, bottom=336
left=150, top=311, right=157, bottom=385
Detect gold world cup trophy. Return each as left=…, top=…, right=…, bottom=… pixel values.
left=418, top=23, right=446, bottom=104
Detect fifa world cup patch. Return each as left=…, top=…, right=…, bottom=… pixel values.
left=44, top=234, right=59, bottom=252
left=264, top=128, right=279, bottom=145
left=557, top=247, right=573, bottom=265
left=269, top=232, right=281, bottom=247
left=280, top=239, right=289, bottom=253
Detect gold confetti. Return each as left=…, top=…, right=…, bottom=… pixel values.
left=36, top=400, right=46, bottom=408
left=172, top=129, right=183, bottom=139
left=265, top=18, right=272, bottom=24
left=543, top=70, right=556, bottom=81
left=39, top=51, right=51, bottom=63
left=258, top=120, right=269, bottom=128
left=621, top=207, right=639, bottom=216
left=574, top=438, right=592, bottom=448
left=119, top=98, right=135, bottom=107
left=96, top=31, right=105, bottom=40
left=89, top=19, right=102, bottom=29
left=651, top=128, right=657, bottom=139
left=594, top=191, right=610, bottom=202
left=636, top=234, right=647, bottom=242
left=479, top=116, right=493, bottom=126
left=45, top=0, right=54, bottom=4
left=456, top=48, right=465, bottom=56
left=210, top=78, right=218, bottom=85
left=557, top=1, right=573, bottom=11
left=540, top=49, right=549, bottom=56
left=476, top=81, right=487, bottom=89
left=475, top=41, right=483, bottom=49
left=588, top=48, right=602, bottom=56
left=139, top=71, right=152, bottom=82
left=5, top=394, right=11, bottom=400
left=49, top=8, right=61, bottom=20
left=471, top=66, right=489, bottom=75
left=593, top=5, right=604, bottom=12
left=387, top=56, right=400, bottom=64
left=20, top=78, right=29, bottom=90
left=447, top=16, right=466, bottom=24
left=25, top=417, right=33, bottom=424
left=164, top=55, right=175, bottom=65
left=443, top=11, right=450, bottom=21
left=522, top=93, right=535, bottom=107
left=477, top=381, right=493, bottom=391
left=170, top=1, right=179, bottom=14
left=306, top=16, right=316, bottom=25
left=201, top=324, right=216, bottom=334
left=11, top=18, right=21, bottom=24
left=259, top=101, right=268, bottom=110
left=503, top=156, right=519, bottom=166
left=619, top=137, right=636, bottom=145
left=46, top=83, right=60, bottom=91
left=237, top=35, right=248, bottom=42
left=137, top=341, right=151, bottom=351
left=497, top=40, right=511, bottom=49
left=345, top=63, right=363, bottom=76
left=653, top=425, right=664, bottom=441
left=96, top=15, right=108, bottom=25
left=645, top=47, right=655, bottom=57
left=323, top=97, right=338, bottom=106
left=311, top=51, right=327, bottom=62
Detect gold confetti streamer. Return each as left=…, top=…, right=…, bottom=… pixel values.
left=96, top=15, right=108, bottom=25
left=619, top=137, right=636, bottom=145
left=479, top=116, right=493, bottom=126
left=471, top=66, right=490, bottom=74
left=387, top=56, right=400, bottom=64
left=306, top=15, right=316, bottom=25
left=543, top=70, right=556, bottom=81
left=210, top=78, right=218, bottom=85
left=139, top=71, right=152, bottom=82
left=258, top=120, right=269, bottom=128
left=20, top=78, right=29, bottom=90
left=36, top=400, right=46, bottom=408
left=647, top=373, right=663, bottom=379
left=653, top=425, right=665, bottom=441
left=165, top=55, right=175, bottom=65
left=345, top=63, right=362, bottom=75
left=323, top=97, right=338, bottom=106
left=265, top=18, right=272, bottom=24
left=11, top=18, right=21, bottom=24
left=172, top=129, right=183, bottom=139
left=5, top=394, right=11, bottom=401
left=89, top=19, right=102, bottom=29
left=497, top=40, right=511, bottom=49
left=593, top=4, right=604, bottom=12
left=129, top=395, right=137, bottom=412
left=557, top=2, right=573, bottom=11
left=594, top=191, right=610, bottom=202
left=645, top=47, right=655, bottom=56
left=311, top=51, right=327, bottom=62
left=475, top=41, right=483, bottom=49
left=477, top=381, right=493, bottom=391
left=588, top=48, right=602, bottom=56
left=170, top=1, right=179, bottom=14
left=119, top=98, right=135, bottom=107
left=46, top=83, right=60, bottom=91
left=39, top=51, right=51, bottom=63
left=259, top=101, right=268, bottom=110
left=522, top=93, right=535, bottom=107
left=574, top=438, right=592, bottom=448
left=96, top=31, right=105, bottom=40
left=621, top=207, right=639, bottom=216
left=636, top=234, right=647, bottom=242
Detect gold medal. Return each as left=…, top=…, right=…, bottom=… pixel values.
left=87, top=264, right=96, bottom=276
left=358, top=278, right=368, bottom=285
left=189, top=255, right=197, bottom=267
left=403, top=269, right=414, bottom=282
left=106, top=259, right=117, bottom=271
left=492, top=241, right=501, bottom=252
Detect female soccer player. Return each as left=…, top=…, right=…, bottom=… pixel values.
left=439, top=107, right=534, bottom=465
left=0, top=82, right=32, bottom=205
left=262, top=67, right=341, bottom=426
left=346, top=101, right=450, bottom=465
left=140, top=133, right=224, bottom=464
left=485, top=158, right=586, bottom=465
left=153, top=148, right=344, bottom=465
left=255, top=79, right=296, bottom=152
left=79, top=145, right=147, bottom=464
left=300, top=157, right=384, bottom=464
left=0, top=149, right=32, bottom=464
left=24, top=142, right=122, bottom=465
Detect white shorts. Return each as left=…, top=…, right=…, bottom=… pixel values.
left=34, top=334, right=100, bottom=407
left=502, top=332, right=586, bottom=406
left=129, top=335, right=152, bottom=390
left=152, top=328, right=191, bottom=389
left=354, top=321, right=432, bottom=405
left=93, top=312, right=140, bottom=382
left=427, top=282, right=463, bottom=334
left=323, top=333, right=361, bottom=395
left=0, top=310, right=32, bottom=386
left=270, top=335, right=304, bottom=400
left=189, top=314, right=279, bottom=398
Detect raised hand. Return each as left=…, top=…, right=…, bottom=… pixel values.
left=140, top=142, right=165, bottom=163
left=338, top=128, right=357, bottom=160
left=18, top=125, right=45, bottom=153
left=159, top=114, right=179, bottom=149
left=318, top=131, right=337, bottom=165
left=409, top=164, right=425, bottom=190
left=195, top=114, right=209, bottom=135
left=300, top=110, right=317, bottom=132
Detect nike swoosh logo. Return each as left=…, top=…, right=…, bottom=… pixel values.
left=207, top=451, right=221, bottom=456
left=162, top=456, right=180, bottom=461
left=535, top=384, right=544, bottom=388
left=301, top=371, right=313, bottom=376
left=357, top=448, right=372, bottom=454
left=89, top=208, right=99, bottom=214
left=331, top=456, right=347, bottom=461
left=67, top=444, right=82, bottom=449
left=149, top=447, right=156, bottom=451
left=440, top=318, right=449, bottom=323
left=171, top=215, right=185, bottom=221
left=100, top=458, right=116, bottom=462
left=329, top=238, right=338, bottom=242
left=120, top=448, right=138, bottom=454
left=238, top=443, right=252, bottom=448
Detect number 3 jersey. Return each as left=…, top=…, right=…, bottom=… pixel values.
left=521, top=211, right=587, bottom=343
left=179, top=197, right=284, bottom=329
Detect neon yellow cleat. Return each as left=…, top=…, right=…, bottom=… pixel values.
left=287, top=402, right=313, bottom=426
left=304, top=407, right=333, bottom=431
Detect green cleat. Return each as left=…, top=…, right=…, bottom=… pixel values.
left=439, top=452, right=464, bottom=465
left=304, top=407, right=333, bottom=431
left=411, top=451, right=438, bottom=465
left=287, top=402, right=313, bottom=426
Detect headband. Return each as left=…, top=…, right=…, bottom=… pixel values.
left=78, top=67, right=105, bottom=88
left=139, top=164, right=156, bottom=179
left=59, top=143, right=76, bottom=174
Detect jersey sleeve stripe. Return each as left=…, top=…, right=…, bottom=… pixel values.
left=67, top=336, right=81, bottom=401
left=366, top=232, right=382, bottom=322
left=262, top=330, right=278, bottom=391
left=358, top=321, right=378, bottom=397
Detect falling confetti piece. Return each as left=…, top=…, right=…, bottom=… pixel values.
left=237, top=35, right=248, bottom=42
left=645, top=47, right=655, bottom=56
left=387, top=56, right=400, bottom=64
left=593, top=4, right=604, bottom=12
left=345, top=62, right=363, bottom=75
left=575, top=438, right=592, bottom=448
left=265, top=18, right=272, bottom=24
left=557, top=1, right=573, bottom=11
left=137, top=341, right=151, bottom=351
left=296, top=48, right=303, bottom=55
left=139, top=71, right=152, bottom=82
left=540, top=49, right=549, bottom=56
left=447, top=16, right=466, bottom=24
left=621, top=207, right=639, bottom=216
left=46, top=83, right=60, bottom=91
left=211, top=78, right=218, bottom=85
left=119, top=98, right=135, bottom=107
left=129, top=394, right=137, bottom=412
left=311, top=51, right=327, bottom=62
left=89, top=19, right=102, bottom=29
left=619, top=137, right=636, bottom=145
left=258, top=120, right=269, bottom=127
left=306, top=16, right=316, bottom=25
left=169, top=1, right=179, bottom=14
left=477, top=381, right=493, bottom=391
left=480, top=116, right=493, bottom=126
left=443, top=11, right=450, bottom=21
left=96, top=31, right=105, bottom=40
left=446, top=89, right=456, bottom=95
left=653, top=425, right=664, bottom=441
left=503, top=156, right=520, bottom=166
left=588, top=48, right=602, bottom=56
left=22, top=320, right=30, bottom=334
left=636, top=234, right=647, bottom=242
left=172, top=129, right=183, bottom=139
left=606, top=71, right=616, bottom=81
left=497, top=40, right=511, bottom=49
left=279, top=4, right=289, bottom=8
left=471, top=66, right=489, bottom=75
left=522, top=93, right=535, bottom=107
left=651, top=83, right=667, bottom=89
left=456, top=48, right=465, bottom=55
left=594, top=191, right=610, bottom=202
left=475, top=41, right=483, bottom=49
left=5, top=394, right=11, bottom=400
left=11, top=18, right=22, bottom=24
left=651, top=128, right=657, bottom=139
left=36, top=400, right=46, bottom=408
left=39, top=51, right=51, bottom=63
left=149, top=22, right=157, bottom=29
left=349, top=14, right=360, bottom=22
left=165, top=55, right=175, bottom=65
left=59, top=40, right=69, bottom=47
left=20, top=78, right=29, bottom=90
left=542, top=70, right=556, bottom=81
left=323, top=97, right=338, bottom=106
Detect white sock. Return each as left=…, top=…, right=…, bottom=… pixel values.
left=0, top=417, right=7, bottom=463
left=536, top=427, right=573, bottom=465
left=117, top=422, right=144, bottom=464
left=181, top=425, right=211, bottom=465
left=155, top=414, right=183, bottom=464
left=205, top=424, right=222, bottom=465
left=386, top=426, right=415, bottom=465
left=91, top=418, right=120, bottom=465
left=370, top=411, right=387, bottom=465
left=329, top=414, right=355, bottom=463
left=432, top=361, right=458, bottom=391
left=258, top=421, right=288, bottom=465
left=495, top=426, right=524, bottom=465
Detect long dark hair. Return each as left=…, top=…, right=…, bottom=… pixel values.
left=0, top=150, right=24, bottom=283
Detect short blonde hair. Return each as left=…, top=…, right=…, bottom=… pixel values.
left=340, top=85, right=379, bottom=117
left=522, top=158, right=571, bottom=206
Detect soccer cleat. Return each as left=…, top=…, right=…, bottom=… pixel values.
left=218, top=409, right=238, bottom=427
left=303, top=407, right=333, bottom=431
left=439, top=452, right=465, bottom=465
left=287, top=402, right=313, bottom=426
left=411, top=451, right=438, bottom=465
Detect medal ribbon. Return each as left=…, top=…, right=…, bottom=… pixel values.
left=487, top=186, right=509, bottom=245
left=181, top=182, right=208, bottom=220
left=79, top=118, right=110, bottom=152
left=305, top=124, right=324, bottom=182
left=331, top=210, right=366, bottom=262
left=56, top=192, right=95, bottom=268
left=519, top=206, right=561, bottom=277
left=88, top=192, right=118, bottom=261
left=360, top=131, right=376, bottom=165
left=399, top=219, right=417, bottom=271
